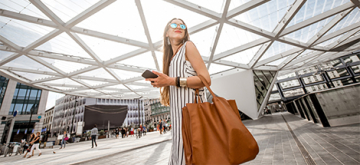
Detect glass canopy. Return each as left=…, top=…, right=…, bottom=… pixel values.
left=0, top=0, right=359, bottom=99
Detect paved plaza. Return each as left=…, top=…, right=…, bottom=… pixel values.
left=0, top=112, right=359, bottom=165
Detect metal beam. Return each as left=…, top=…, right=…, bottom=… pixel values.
left=280, top=2, right=355, bottom=36
left=207, top=0, right=231, bottom=69
left=227, top=0, right=270, bottom=19
left=163, top=0, right=221, bottom=20
left=135, top=0, right=160, bottom=71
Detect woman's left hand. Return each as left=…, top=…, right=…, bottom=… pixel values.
left=145, top=71, right=171, bottom=88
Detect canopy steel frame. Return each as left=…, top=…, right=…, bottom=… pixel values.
left=0, top=0, right=359, bottom=99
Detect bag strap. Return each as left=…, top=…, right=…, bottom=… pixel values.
left=196, top=75, right=216, bottom=99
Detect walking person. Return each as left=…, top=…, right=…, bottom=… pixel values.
left=145, top=18, right=210, bottom=165
left=91, top=124, right=98, bottom=148
left=121, top=127, right=125, bottom=138
left=60, top=131, right=68, bottom=149
left=159, top=120, right=163, bottom=135
left=23, top=133, right=35, bottom=158
left=27, top=132, right=41, bottom=158
left=115, top=128, right=119, bottom=139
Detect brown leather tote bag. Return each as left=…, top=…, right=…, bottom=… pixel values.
left=182, top=75, right=259, bottom=165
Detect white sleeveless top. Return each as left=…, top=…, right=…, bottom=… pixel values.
left=168, top=41, right=206, bottom=165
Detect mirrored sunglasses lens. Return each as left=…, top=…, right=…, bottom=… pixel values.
left=170, top=23, right=177, bottom=28
left=180, top=24, right=186, bottom=29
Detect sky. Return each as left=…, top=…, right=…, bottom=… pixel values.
left=46, top=91, right=64, bottom=109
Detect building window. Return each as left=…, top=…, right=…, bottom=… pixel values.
left=9, top=83, right=42, bottom=115
left=0, top=76, right=9, bottom=109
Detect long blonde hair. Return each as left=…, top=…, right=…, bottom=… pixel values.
left=160, top=18, right=190, bottom=106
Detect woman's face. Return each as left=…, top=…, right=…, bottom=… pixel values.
left=167, top=19, right=186, bottom=41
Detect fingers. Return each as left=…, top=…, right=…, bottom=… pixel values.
left=152, top=70, right=163, bottom=76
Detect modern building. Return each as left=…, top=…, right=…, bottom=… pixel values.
left=51, top=95, right=145, bottom=136
left=0, top=75, right=48, bottom=143
left=149, top=99, right=170, bottom=123
left=42, top=106, right=54, bottom=133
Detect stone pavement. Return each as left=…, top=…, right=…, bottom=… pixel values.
left=0, top=112, right=359, bottom=165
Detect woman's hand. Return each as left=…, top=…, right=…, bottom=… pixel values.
left=145, top=71, right=173, bottom=88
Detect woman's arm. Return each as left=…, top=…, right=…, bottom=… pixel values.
left=146, top=41, right=211, bottom=88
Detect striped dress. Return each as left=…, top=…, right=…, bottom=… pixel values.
left=168, top=41, right=206, bottom=165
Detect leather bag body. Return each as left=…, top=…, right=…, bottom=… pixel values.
left=182, top=75, right=259, bottom=165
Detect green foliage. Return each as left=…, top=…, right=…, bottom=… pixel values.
left=99, top=130, right=105, bottom=136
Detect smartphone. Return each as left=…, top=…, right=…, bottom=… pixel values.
left=142, top=70, right=158, bottom=83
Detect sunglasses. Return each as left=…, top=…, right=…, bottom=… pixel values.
left=170, top=23, right=186, bottom=30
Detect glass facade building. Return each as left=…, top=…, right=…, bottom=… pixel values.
left=9, top=83, right=42, bottom=115
left=0, top=76, right=9, bottom=109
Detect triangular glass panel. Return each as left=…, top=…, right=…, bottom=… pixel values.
left=222, top=44, right=262, bottom=64
left=73, top=89, right=101, bottom=95
left=76, top=33, right=139, bottom=61
left=228, top=0, right=251, bottom=11
left=78, top=68, right=115, bottom=80
left=266, top=57, right=287, bottom=66
left=4, top=55, right=55, bottom=72
left=53, top=86, right=76, bottom=91
left=284, top=15, right=335, bottom=43
left=0, top=16, right=55, bottom=47
left=112, top=69, right=140, bottom=80
left=45, top=78, right=83, bottom=86
left=36, top=32, right=92, bottom=59
left=118, top=51, right=157, bottom=70
left=42, top=0, right=100, bottom=23
left=12, top=71, right=51, bottom=81
left=259, top=41, right=296, bottom=61
left=326, top=8, right=360, bottom=35
left=233, top=0, right=295, bottom=32
left=286, top=0, right=350, bottom=27
left=78, top=79, right=105, bottom=86
left=215, top=23, right=262, bottom=55
left=39, top=57, right=91, bottom=73
left=105, top=84, right=128, bottom=90
left=141, top=0, right=209, bottom=42
left=317, top=34, right=344, bottom=47
left=190, top=25, right=217, bottom=57
left=77, top=0, right=148, bottom=43
left=208, top=63, right=233, bottom=75
left=0, top=0, right=50, bottom=20
left=0, top=50, right=13, bottom=61
left=185, top=0, right=225, bottom=13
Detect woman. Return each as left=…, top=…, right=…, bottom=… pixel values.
left=23, top=133, right=35, bottom=158
left=27, top=132, right=41, bottom=158
left=60, top=131, right=67, bottom=149
left=145, top=18, right=210, bottom=165
left=115, top=128, right=119, bottom=139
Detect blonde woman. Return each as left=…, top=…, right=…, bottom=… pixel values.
left=27, top=132, right=41, bottom=158
left=145, top=18, right=210, bottom=165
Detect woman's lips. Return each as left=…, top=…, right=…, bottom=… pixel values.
left=175, top=30, right=182, bottom=33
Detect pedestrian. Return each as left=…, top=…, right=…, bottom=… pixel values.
left=27, top=132, right=41, bottom=158
left=131, top=127, right=134, bottom=137
left=115, top=128, right=119, bottom=139
left=60, top=131, right=67, bottom=149
left=144, top=18, right=211, bottom=164
left=23, top=133, right=35, bottom=158
left=140, top=125, right=143, bottom=137
left=159, top=120, right=163, bottom=135
left=143, top=125, right=146, bottom=136
left=91, top=124, right=98, bottom=148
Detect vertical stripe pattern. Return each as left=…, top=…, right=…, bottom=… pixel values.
left=168, top=42, right=206, bottom=165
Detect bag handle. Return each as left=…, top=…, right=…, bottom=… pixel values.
left=196, top=75, right=216, bottom=99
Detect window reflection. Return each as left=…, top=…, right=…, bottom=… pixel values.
left=333, top=78, right=354, bottom=87
left=327, top=68, right=349, bottom=79
left=351, top=65, right=360, bottom=74
left=269, top=93, right=281, bottom=101
left=283, top=88, right=305, bottom=97
left=253, top=70, right=276, bottom=111
left=9, top=83, right=42, bottom=115
left=302, top=74, right=324, bottom=84
left=305, top=83, right=328, bottom=92
left=280, top=79, right=300, bottom=89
